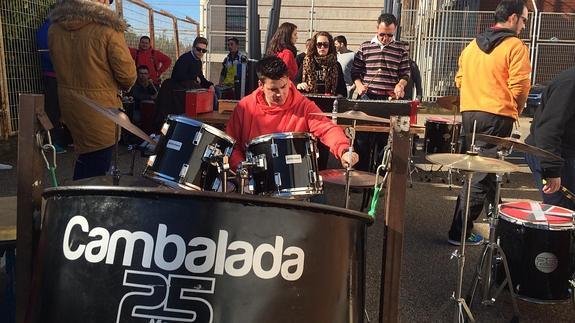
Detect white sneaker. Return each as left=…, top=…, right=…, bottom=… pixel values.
left=0, top=163, right=13, bottom=170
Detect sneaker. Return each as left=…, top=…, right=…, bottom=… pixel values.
left=448, top=233, right=484, bottom=246
left=0, top=163, right=13, bottom=170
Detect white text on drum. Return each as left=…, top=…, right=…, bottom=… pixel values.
left=62, top=215, right=305, bottom=281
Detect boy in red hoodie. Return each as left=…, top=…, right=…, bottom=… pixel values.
left=226, top=55, right=358, bottom=170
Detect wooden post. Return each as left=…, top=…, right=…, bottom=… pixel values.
left=380, top=115, right=410, bottom=322
left=173, top=17, right=180, bottom=57
left=149, top=9, right=155, bottom=47
left=16, top=94, right=45, bottom=323
left=0, top=16, right=11, bottom=138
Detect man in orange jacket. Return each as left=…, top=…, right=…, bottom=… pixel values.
left=130, top=36, right=172, bottom=85
left=226, top=55, right=358, bottom=171
left=448, top=0, right=531, bottom=246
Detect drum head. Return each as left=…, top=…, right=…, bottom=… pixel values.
left=499, top=200, right=575, bottom=230
left=248, top=132, right=314, bottom=147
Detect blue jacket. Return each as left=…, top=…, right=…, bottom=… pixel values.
left=37, top=18, right=55, bottom=76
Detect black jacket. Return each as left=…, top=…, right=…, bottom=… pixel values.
left=171, top=51, right=213, bottom=89
left=295, top=60, right=347, bottom=97
left=525, top=66, right=575, bottom=178
left=404, top=59, right=422, bottom=100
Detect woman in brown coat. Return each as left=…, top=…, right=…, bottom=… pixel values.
left=48, top=0, right=136, bottom=180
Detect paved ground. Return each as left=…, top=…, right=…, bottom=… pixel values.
left=1, top=113, right=574, bottom=322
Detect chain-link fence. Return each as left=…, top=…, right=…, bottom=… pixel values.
left=0, top=0, right=198, bottom=137
left=0, top=0, right=55, bottom=138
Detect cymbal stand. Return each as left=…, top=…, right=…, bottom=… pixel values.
left=433, top=169, right=476, bottom=323
left=433, top=124, right=479, bottom=323
left=111, top=124, right=121, bottom=186
left=446, top=107, right=461, bottom=190
left=466, top=148, right=520, bottom=320
left=344, top=119, right=358, bottom=209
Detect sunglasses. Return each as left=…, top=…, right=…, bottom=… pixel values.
left=195, top=46, right=208, bottom=53
left=379, top=33, right=395, bottom=38
left=316, top=42, right=330, bottom=49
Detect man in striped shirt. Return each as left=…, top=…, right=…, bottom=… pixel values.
left=351, top=13, right=411, bottom=172
left=352, top=13, right=410, bottom=100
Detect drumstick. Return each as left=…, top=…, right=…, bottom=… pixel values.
left=542, top=179, right=575, bottom=202
left=364, top=68, right=383, bottom=90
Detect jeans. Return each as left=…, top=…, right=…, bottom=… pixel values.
left=73, top=146, right=114, bottom=180
left=448, top=111, right=514, bottom=240
left=525, top=153, right=575, bottom=211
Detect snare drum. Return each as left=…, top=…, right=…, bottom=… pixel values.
left=424, top=116, right=461, bottom=154
left=246, top=132, right=323, bottom=198
left=497, top=200, right=575, bottom=303
left=144, top=115, right=235, bottom=191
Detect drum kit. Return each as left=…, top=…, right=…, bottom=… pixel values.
left=76, top=94, right=390, bottom=208
left=427, top=124, right=573, bottom=322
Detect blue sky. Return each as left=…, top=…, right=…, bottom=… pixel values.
left=145, top=1, right=201, bottom=21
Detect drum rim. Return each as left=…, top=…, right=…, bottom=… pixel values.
left=43, top=186, right=374, bottom=224
left=202, top=123, right=236, bottom=145
left=166, top=115, right=236, bottom=145
left=498, top=202, right=575, bottom=230
left=167, top=114, right=203, bottom=127
left=247, top=132, right=315, bottom=147
left=425, top=117, right=461, bottom=125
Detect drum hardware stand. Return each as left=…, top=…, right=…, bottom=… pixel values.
left=433, top=169, right=476, bottom=323
left=237, top=155, right=265, bottom=194
left=111, top=124, right=122, bottom=186
left=433, top=127, right=482, bottom=323
left=465, top=148, right=520, bottom=320
left=344, top=120, right=359, bottom=209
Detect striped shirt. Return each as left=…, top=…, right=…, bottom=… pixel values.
left=351, top=37, right=410, bottom=96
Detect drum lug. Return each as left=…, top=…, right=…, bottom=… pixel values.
left=193, top=131, right=203, bottom=145
left=274, top=172, right=282, bottom=188
left=306, top=141, right=315, bottom=155
left=309, top=170, right=317, bottom=184
left=179, top=163, right=190, bottom=181
left=160, top=122, right=170, bottom=135
left=271, top=143, right=278, bottom=157
left=224, top=146, right=233, bottom=156
left=256, top=154, right=267, bottom=170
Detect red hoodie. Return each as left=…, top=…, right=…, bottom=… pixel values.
left=226, top=82, right=350, bottom=170
left=130, top=47, right=172, bottom=83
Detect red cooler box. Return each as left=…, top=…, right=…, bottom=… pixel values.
left=180, top=89, right=213, bottom=116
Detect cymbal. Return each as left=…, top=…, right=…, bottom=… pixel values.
left=74, top=93, right=155, bottom=145
left=320, top=169, right=383, bottom=187
left=310, top=110, right=390, bottom=123
left=475, top=134, right=563, bottom=162
left=426, top=153, right=519, bottom=173
left=436, top=95, right=460, bottom=111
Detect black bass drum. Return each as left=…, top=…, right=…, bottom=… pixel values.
left=29, top=187, right=372, bottom=323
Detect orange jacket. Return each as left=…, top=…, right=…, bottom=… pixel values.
left=455, top=34, right=531, bottom=120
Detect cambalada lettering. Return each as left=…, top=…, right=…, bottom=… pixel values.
left=62, top=215, right=305, bottom=281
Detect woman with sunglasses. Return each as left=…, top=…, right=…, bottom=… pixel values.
left=295, top=31, right=347, bottom=97
left=295, top=31, right=347, bottom=170
left=266, top=22, right=299, bottom=81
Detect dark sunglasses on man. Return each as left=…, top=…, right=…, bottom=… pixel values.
left=316, top=42, right=330, bottom=49
left=195, top=46, right=208, bottom=53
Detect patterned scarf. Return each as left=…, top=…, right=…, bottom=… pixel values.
left=302, top=53, right=338, bottom=94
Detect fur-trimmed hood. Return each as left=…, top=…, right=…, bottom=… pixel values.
left=49, top=0, right=127, bottom=32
